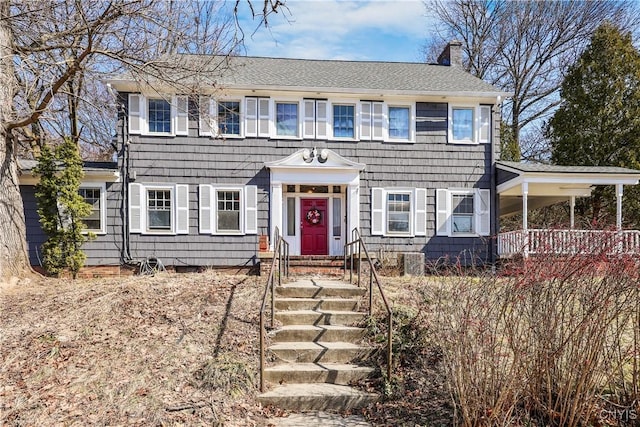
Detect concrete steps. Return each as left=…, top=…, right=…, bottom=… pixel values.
left=273, top=325, right=366, bottom=342
left=258, top=278, right=378, bottom=412
left=258, top=383, right=379, bottom=412
left=269, top=341, right=372, bottom=364
left=265, top=363, right=375, bottom=385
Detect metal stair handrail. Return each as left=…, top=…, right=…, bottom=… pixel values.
left=343, top=228, right=393, bottom=381
left=259, top=226, right=289, bottom=392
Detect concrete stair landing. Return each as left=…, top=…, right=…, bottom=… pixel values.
left=258, top=278, right=378, bottom=411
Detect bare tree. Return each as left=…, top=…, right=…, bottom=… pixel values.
left=0, top=0, right=283, bottom=282
left=424, top=0, right=639, bottom=161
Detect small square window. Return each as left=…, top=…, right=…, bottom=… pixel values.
left=389, top=107, right=410, bottom=139
left=276, top=102, right=298, bottom=137
left=148, top=99, right=171, bottom=133
left=333, top=104, right=354, bottom=138
left=452, top=194, right=474, bottom=233
left=218, top=101, right=240, bottom=135
left=387, top=193, right=411, bottom=234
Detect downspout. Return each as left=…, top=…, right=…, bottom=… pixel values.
left=490, top=97, right=500, bottom=268
left=118, top=97, right=133, bottom=263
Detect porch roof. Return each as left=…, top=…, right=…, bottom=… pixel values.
left=496, top=161, right=640, bottom=217
left=18, top=158, right=120, bottom=185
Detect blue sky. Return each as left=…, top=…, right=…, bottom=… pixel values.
left=234, top=0, right=429, bottom=62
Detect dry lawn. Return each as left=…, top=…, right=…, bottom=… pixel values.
left=0, top=271, right=280, bottom=426
left=0, top=270, right=487, bottom=426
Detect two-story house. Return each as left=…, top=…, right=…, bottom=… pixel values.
left=28, top=43, right=640, bottom=275
left=18, top=43, right=505, bottom=273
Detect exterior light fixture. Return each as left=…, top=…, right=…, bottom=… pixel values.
left=302, top=147, right=328, bottom=164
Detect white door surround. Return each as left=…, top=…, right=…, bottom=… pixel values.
left=265, top=148, right=365, bottom=255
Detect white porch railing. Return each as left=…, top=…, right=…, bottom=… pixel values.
left=497, top=229, right=640, bottom=257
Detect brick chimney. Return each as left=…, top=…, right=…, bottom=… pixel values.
left=437, top=40, right=463, bottom=67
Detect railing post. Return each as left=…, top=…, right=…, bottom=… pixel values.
left=357, top=240, right=362, bottom=288
left=270, top=274, right=275, bottom=326
left=260, top=311, right=265, bottom=392
left=387, top=312, right=392, bottom=380
left=349, top=245, right=354, bottom=283
left=369, top=267, right=373, bottom=316
left=278, top=247, right=282, bottom=287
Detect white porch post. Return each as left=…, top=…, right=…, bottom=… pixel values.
left=616, top=184, right=623, bottom=230
left=347, top=182, right=360, bottom=238
left=570, top=196, right=575, bottom=229
left=522, top=182, right=529, bottom=258
left=270, top=183, right=283, bottom=249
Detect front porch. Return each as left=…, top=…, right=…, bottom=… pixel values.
left=496, top=161, right=640, bottom=258
left=498, top=228, right=640, bottom=258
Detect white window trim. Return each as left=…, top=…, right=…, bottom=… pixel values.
left=330, top=99, right=358, bottom=141
left=216, top=97, right=244, bottom=139
left=129, top=94, right=189, bottom=137
left=448, top=104, right=491, bottom=145
left=198, top=184, right=258, bottom=236
left=385, top=189, right=413, bottom=236
left=436, top=188, right=491, bottom=237
left=194, top=96, right=418, bottom=143
left=386, top=103, right=415, bottom=143
left=371, top=187, right=427, bottom=237
left=146, top=96, right=173, bottom=136
left=214, top=186, right=245, bottom=235
left=273, top=98, right=302, bottom=140
left=79, top=183, right=107, bottom=235
left=129, top=183, right=189, bottom=236
left=145, top=184, right=176, bottom=234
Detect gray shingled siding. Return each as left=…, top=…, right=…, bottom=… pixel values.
left=21, top=184, right=123, bottom=267
left=110, top=97, right=496, bottom=267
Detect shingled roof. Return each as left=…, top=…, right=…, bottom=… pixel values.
left=497, top=160, right=640, bottom=175
left=109, top=55, right=505, bottom=97
left=214, top=56, right=502, bottom=95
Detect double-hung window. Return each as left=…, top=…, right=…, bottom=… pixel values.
left=217, top=190, right=241, bottom=232
left=128, top=183, right=189, bottom=235
left=198, top=185, right=258, bottom=235
left=388, top=106, right=410, bottom=140
left=276, top=102, right=299, bottom=137
left=218, top=101, right=241, bottom=136
left=128, top=94, right=188, bottom=136
left=449, top=104, right=492, bottom=144
left=387, top=193, right=411, bottom=234
left=78, top=184, right=106, bottom=234
left=148, top=98, right=172, bottom=133
left=371, top=188, right=427, bottom=237
left=147, top=189, right=172, bottom=231
left=436, top=189, right=490, bottom=237
left=451, top=194, right=474, bottom=234
left=333, top=104, right=355, bottom=138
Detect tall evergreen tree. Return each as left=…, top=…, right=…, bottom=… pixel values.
left=548, top=23, right=640, bottom=227
left=34, top=139, right=93, bottom=278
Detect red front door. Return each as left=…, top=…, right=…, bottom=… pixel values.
left=301, top=198, right=328, bottom=255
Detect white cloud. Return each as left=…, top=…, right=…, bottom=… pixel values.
left=237, top=0, right=428, bottom=61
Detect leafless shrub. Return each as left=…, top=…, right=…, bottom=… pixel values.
left=427, top=234, right=640, bottom=426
